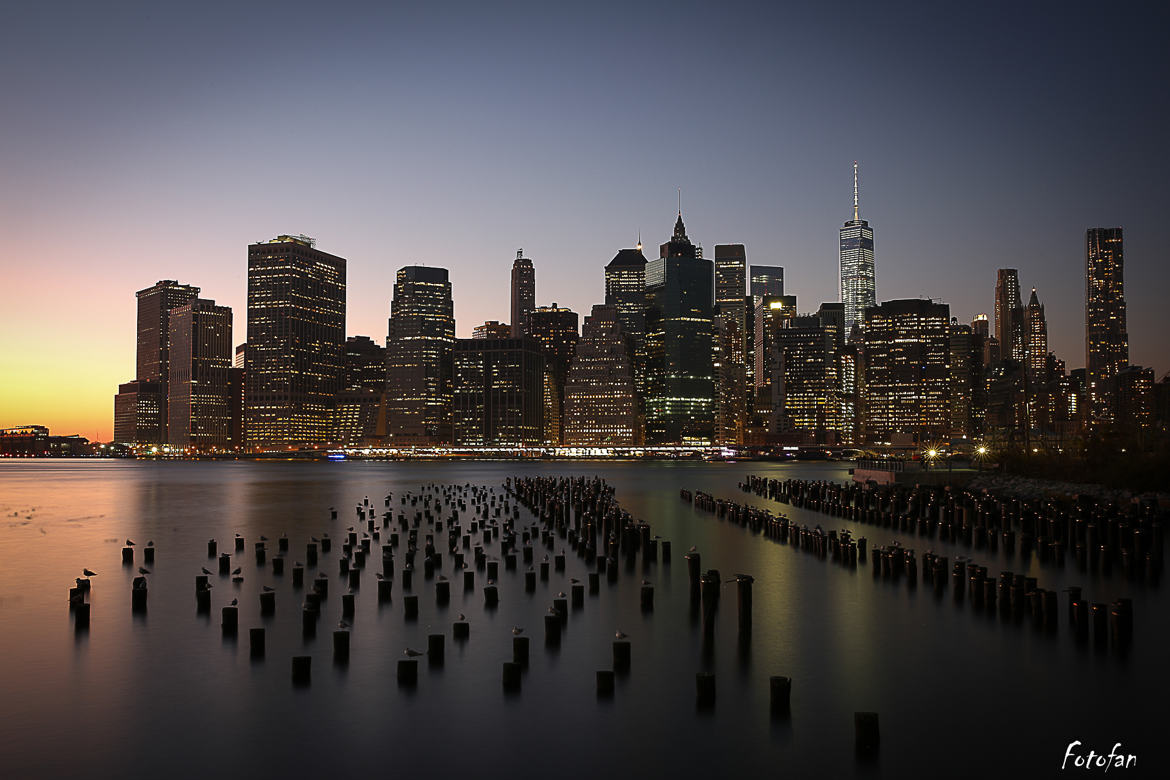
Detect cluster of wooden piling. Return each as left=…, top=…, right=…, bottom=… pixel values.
left=740, top=475, right=1165, bottom=585
left=683, top=483, right=1140, bottom=653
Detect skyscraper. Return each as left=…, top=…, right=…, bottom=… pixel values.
left=714, top=245, right=748, bottom=445
left=245, top=235, right=346, bottom=450
left=510, top=249, right=535, bottom=338
left=113, top=380, right=162, bottom=445
left=386, top=266, right=455, bottom=445
left=453, top=337, right=545, bottom=446
left=839, top=162, right=876, bottom=336
left=342, top=335, right=387, bottom=391
left=995, top=269, right=1024, bottom=362
left=862, top=299, right=951, bottom=444
left=563, top=305, right=638, bottom=446
left=749, top=265, right=784, bottom=301
left=473, top=321, right=511, bottom=340
left=604, top=247, right=648, bottom=396
left=168, top=298, right=233, bottom=448
left=1086, top=227, right=1128, bottom=426
left=134, top=279, right=200, bottom=441
left=1024, top=288, right=1048, bottom=382
left=644, top=213, right=715, bottom=444
left=772, top=314, right=841, bottom=441
left=527, top=304, right=579, bottom=444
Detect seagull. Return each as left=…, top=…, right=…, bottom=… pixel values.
left=458, top=613, right=466, bottom=621
left=232, top=567, right=242, bottom=575
left=260, top=535, right=268, bottom=542
left=403, top=648, right=425, bottom=657
left=641, top=579, right=651, bottom=586
left=569, top=577, right=579, bottom=584
left=83, top=568, right=97, bottom=577
left=375, top=573, right=383, bottom=580
left=232, top=576, right=244, bottom=583
left=311, top=536, right=319, bottom=542
left=556, top=591, right=566, bottom=598
left=235, top=533, right=241, bottom=538
left=146, top=540, right=154, bottom=547
left=338, top=619, right=351, bottom=630
left=230, top=598, right=238, bottom=606
left=126, top=539, right=136, bottom=546
left=138, top=567, right=151, bottom=575
left=615, top=630, right=628, bottom=639
left=437, top=574, right=447, bottom=581
left=688, top=545, right=697, bottom=552
left=511, top=626, right=524, bottom=635
left=262, top=585, right=274, bottom=592
left=547, top=606, right=558, bottom=615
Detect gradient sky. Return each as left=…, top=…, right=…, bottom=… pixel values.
left=2, top=0, right=1167, bottom=441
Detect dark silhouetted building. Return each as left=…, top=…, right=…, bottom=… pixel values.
left=510, top=250, right=535, bottom=338
left=133, top=279, right=200, bottom=441
left=453, top=338, right=544, bottom=446
left=342, top=335, right=387, bottom=391
left=644, top=213, right=715, bottom=444
left=995, top=268, right=1024, bottom=362
left=528, top=303, right=579, bottom=444
left=1086, top=227, right=1129, bottom=427
left=245, top=235, right=346, bottom=450
left=386, top=266, right=455, bottom=445
left=749, top=265, right=784, bottom=301
left=473, top=321, right=511, bottom=339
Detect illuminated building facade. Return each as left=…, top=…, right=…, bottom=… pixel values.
left=1085, top=227, right=1129, bottom=427
left=753, top=294, right=797, bottom=398
left=453, top=338, right=545, bottom=446
left=644, top=213, right=715, bottom=445
left=862, top=299, right=951, bottom=444
left=995, top=268, right=1024, bottom=362
left=510, top=250, right=535, bottom=337
left=342, top=335, right=387, bottom=391
left=527, top=304, right=579, bottom=444
left=168, top=299, right=233, bottom=448
left=332, top=389, right=384, bottom=445
left=473, top=321, right=511, bottom=339
left=113, top=380, right=163, bottom=444
left=772, top=314, right=841, bottom=441
left=563, top=305, right=638, bottom=445
left=714, top=245, right=748, bottom=444
left=1025, top=288, right=1048, bottom=382
left=604, top=247, right=648, bottom=397
left=245, top=235, right=346, bottom=450
left=839, top=162, right=875, bottom=336
left=749, top=265, right=784, bottom=302
left=386, top=266, right=455, bottom=445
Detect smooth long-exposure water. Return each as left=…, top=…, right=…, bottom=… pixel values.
left=0, top=460, right=1161, bottom=779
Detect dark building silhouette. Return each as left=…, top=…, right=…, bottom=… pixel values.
left=995, top=268, right=1024, bottom=362
left=644, top=213, right=715, bottom=444
left=749, top=265, right=784, bottom=300
left=528, top=303, right=579, bottom=444
left=168, top=299, right=233, bottom=448
left=342, top=335, right=387, bottom=391
left=386, top=266, right=455, bottom=445
left=510, top=249, right=535, bottom=338
left=133, top=279, right=200, bottom=441
left=473, top=321, right=511, bottom=339
left=245, top=235, right=346, bottom=450
left=1086, top=227, right=1129, bottom=427
left=563, top=305, right=638, bottom=445
left=453, top=337, right=545, bottom=446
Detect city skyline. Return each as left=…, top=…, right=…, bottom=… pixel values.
left=2, top=2, right=1168, bottom=440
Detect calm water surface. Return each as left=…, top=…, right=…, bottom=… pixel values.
left=0, top=460, right=1161, bottom=779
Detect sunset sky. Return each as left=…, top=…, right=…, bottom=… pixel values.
left=2, top=0, right=1167, bottom=441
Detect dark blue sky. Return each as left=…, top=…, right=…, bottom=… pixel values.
left=2, top=0, right=1168, bottom=435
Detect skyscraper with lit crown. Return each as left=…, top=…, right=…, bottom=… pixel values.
left=840, top=162, right=875, bottom=336
left=510, top=249, right=535, bottom=337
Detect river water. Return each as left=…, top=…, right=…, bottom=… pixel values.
left=0, top=460, right=1160, bottom=778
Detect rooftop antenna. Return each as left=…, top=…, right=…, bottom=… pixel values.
left=636, top=229, right=642, bottom=252
left=517, top=249, right=523, bottom=261
left=678, top=188, right=682, bottom=215
left=853, top=161, right=859, bottom=222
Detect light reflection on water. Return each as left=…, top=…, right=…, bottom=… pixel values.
left=0, top=460, right=1160, bottom=778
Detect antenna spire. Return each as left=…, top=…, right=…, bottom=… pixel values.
left=852, top=161, right=859, bottom=222
left=678, top=188, right=682, bottom=215
left=636, top=229, right=642, bottom=252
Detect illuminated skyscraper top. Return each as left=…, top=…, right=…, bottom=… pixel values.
left=510, top=249, right=535, bottom=337
left=839, top=162, right=875, bottom=336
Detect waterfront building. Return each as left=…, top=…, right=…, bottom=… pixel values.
left=604, top=247, right=648, bottom=398
left=113, top=380, right=163, bottom=445
left=644, top=213, right=715, bottom=445
left=861, top=299, right=951, bottom=445
left=385, top=266, right=455, bottom=445
left=527, top=304, right=579, bottom=444
left=167, top=299, right=233, bottom=448
left=995, top=269, right=1024, bottom=362
left=245, top=235, right=345, bottom=449
left=453, top=338, right=545, bottom=446
left=133, top=279, right=200, bottom=441
left=1086, top=227, right=1129, bottom=427
left=563, top=305, right=638, bottom=445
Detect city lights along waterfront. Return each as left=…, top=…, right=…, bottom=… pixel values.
left=0, top=459, right=1161, bottom=778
